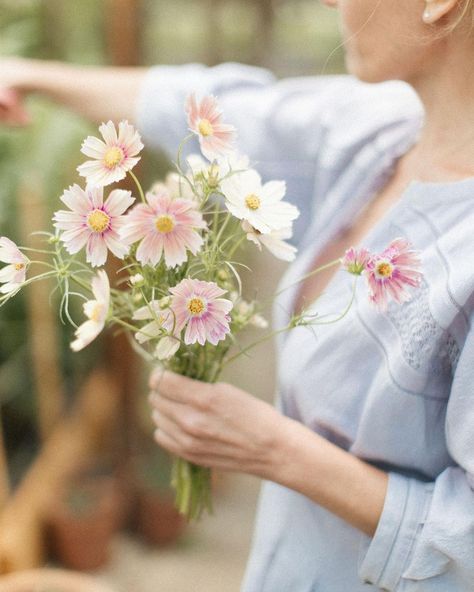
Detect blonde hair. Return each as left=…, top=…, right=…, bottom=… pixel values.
left=447, top=0, right=474, bottom=33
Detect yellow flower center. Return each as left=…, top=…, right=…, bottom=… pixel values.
left=198, top=119, right=214, bottom=137
left=87, top=209, right=110, bottom=233
left=155, top=215, right=175, bottom=234
left=245, top=194, right=261, bottom=210
left=188, top=297, right=205, bottom=315
left=103, top=146, right=124, bottom=169
left=14, top=263, right=25, bottom=271
left=376, top=262, right=393, bottom=278
left=88, top=302, right=102, bottom=322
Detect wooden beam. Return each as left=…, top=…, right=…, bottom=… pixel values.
left=18, top=177, right=64, bottom=440
left=104, top=0, right=142, bottom=66
left=0, top=370, right=120, bottom=574
left=103, top=0, right=143, bottom=460
left=0, top=414, right=10, bottom=511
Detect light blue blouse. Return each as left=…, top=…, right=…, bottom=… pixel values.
left=136, top=64, right=474, bottom=591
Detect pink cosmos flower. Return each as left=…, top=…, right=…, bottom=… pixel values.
left=71, top=270, right=110, bottom=351
left=53, top=184, right=134, bottom=267
left=365, top=238, right=423, bottom=311
left=77, top=120, right=144, bottom=187
left=341, top=247, right=371, bottom=276
left=0, top=237, right=29, bottom=294
left=185, top=93, right=236, bottom=162
left=168, top=278, right=233, bottom=346
left=119, top=189, right=207, bottom=268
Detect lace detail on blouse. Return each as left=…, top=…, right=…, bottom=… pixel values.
left=386, top=279, right=461, bottom=376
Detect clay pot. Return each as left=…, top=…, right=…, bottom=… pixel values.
left=47, top=477, right=124, bottom=571
left=130, top=451, right=187, bottom=546
left=0, top=568, right=117, bottom=592
left=136, top=488, right=186, bottom=546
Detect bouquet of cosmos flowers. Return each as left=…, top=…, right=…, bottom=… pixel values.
left=0, top=94, right=422, bottom=519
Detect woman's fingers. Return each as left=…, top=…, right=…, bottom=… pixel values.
left=0, top=88, right=30, bottom=125
left=149, top=369, right=216, bottom=410
left=150, top=391, right=220, bottom=442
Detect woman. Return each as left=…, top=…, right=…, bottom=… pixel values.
left=1, top=0, right=473, bottom=590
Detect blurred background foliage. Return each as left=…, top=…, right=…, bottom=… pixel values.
left=0, top=0, right=343, bottom=482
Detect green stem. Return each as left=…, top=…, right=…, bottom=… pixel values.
left=274, top=258, right=342, bottom=300
left=19, top=246, right=57, bottom=255
left=69, top=274, right=93, bottom=293
left=222, top=278, right=358, bottom=369
left=176, top=133, right=195, bottom=173
left=227, top=234, right=246, bottom=259
left=214, top=212, right=232, bottom=245
left=309, top=278, right=357, bottom=326
left=110, top=316, right=139, bottom=333
left=221, top=324, right=295, bottom=369
left=129, top=170, right=146, bottom=204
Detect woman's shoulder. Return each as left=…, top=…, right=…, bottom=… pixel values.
left=262, top=74, right=424, bottom=155
left=315, top=77, right=423, bottom=161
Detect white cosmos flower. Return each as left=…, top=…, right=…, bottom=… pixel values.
left=129, top=273, right=144, bottom=286
left=221, top=169, right=299, bottom=233
left=154, top=336, right=180, bottom=360
left=71, top=270, right=110, bottom=352
left=241, top=220, right=297, bottom=262
left=187, top=153, right=249, bottom=191
left=150, top=172, right=196, bottom=201
left=0, top=237, right=29, bottom=294
left=249, top=313, right=269, bottom=329
left=132, top=300, right=180, bottom=360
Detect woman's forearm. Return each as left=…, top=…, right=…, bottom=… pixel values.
left=272, top=418, right=388, bottom=537
left=2, top=58, right=148, bottom=123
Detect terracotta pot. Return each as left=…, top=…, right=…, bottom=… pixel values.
left=136, top=488, right=186, bottom=546
left=47, top=477, right=124, bottom=571
left=0, top=568, right=117, bottom=592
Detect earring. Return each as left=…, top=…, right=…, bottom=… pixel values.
left=423, top=0, right=435, bottom=23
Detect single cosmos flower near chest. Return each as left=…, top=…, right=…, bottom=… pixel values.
left=0, top=237, right=29, bottom=294
left=132, top=300, right=180, bottom=360
left=53, top=184, right=135, bottom=267
left=168, top=278, right=233, bottom=346
left=119, top=189, right=207, bottom=268
left=365, top=238, right=423, bottom=311
left=220, top=169, right=299, bottom=233
left=242, top=220, right=297, bottom=262
left=341, top=247, right=371, bottom=276
left=71, top=270, right=110, bottom=351
left=185, top=93, right=236, bottom=162
left=77, top=120, right=144, bottom=187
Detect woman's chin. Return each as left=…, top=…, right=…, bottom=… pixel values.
left=345, top=54, right=394, bottom=84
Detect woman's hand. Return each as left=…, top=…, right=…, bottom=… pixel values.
left=0, top=88, right=30, bottom=126
left=0, top=58, right=32, bottom=126
left=148, top=369, right=388, bottom=536
left=148, top=369, right=294, bottom=480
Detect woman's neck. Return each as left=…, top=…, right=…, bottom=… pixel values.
left=405, top=38, right=474, bottom=182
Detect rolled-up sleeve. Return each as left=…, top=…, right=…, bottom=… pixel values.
left=135, top=62, right=355, bottom=167
left=358, top=327, right=474, bottom=590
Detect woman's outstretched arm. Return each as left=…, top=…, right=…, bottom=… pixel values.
left=0, top=57, right=147, bottom=124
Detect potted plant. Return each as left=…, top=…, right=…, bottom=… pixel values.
left=47, top=469, right=124, bottom=571
left=0, top=567, right=117, bottom=592
left=132, top=448, right=187, bottom=546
